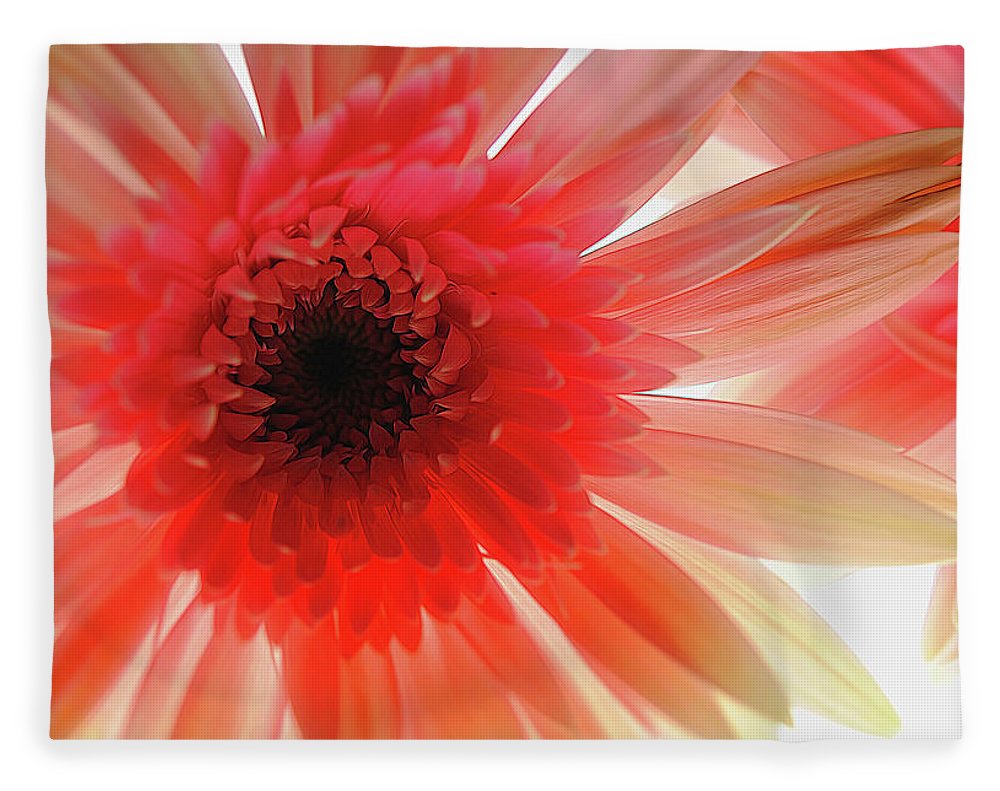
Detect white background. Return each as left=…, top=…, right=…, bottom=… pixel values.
left=4, top=1, right=998, bottom=788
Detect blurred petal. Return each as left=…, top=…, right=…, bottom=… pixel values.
left=630, top=396, right=955, bottom=516
left=629, top=233, right=958, bottom=382
left=107, top=45, right=262, bottom=148
left=122, top=600, right=214, bottom=738
left=243, top=45, right=316, bottom=138
left=335, top=645, right=402, bottom=739
left=597, top=127, right=962, bottom=251
left=466, top=48, right=566, bottom=157
left=590, top=204, right=811, bottom=310
left=588, top=399, right=955, bottom=565
left=46, top=102, right=152, bottom=241
left=726, top=269, right=957, bottom=447
left=624, top=521, right=900, bottom=735
left=171, top=609, right=286, bottom=738
left=554, top=510, right=791, bottom=725
left=312, top=46, right=408, bottom=117
left=533, top=566, right=740, bottom=737
left=923, top=564, right=958, bottom=664
left=50, top=45, right=211, bottom=183
left=732, top=47, right=963, bottom=159
left=907, top=421, right=957, bottom=478
left=391, top=617, right=526, bottom=738
left=282, top=617, right=343, bottom=738
left=51, top=555, right=174, bottom=738
left=497, top=50, right=757, bottom=201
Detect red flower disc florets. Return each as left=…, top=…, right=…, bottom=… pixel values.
left=54, top=54, right=683, bottom=654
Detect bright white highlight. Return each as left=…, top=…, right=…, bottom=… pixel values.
left=486, top=49, right=591, bottom=159
left=221, top=44, right=266, bottom=136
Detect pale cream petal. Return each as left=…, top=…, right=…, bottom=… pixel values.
left=586, top=410, right=955, bottom=565
left=607, top=511, right=900, bottom=735
left=627, top=233, right=958, bottom=382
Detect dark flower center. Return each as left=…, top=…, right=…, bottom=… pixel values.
left=257, top=285, right=417, bottom=458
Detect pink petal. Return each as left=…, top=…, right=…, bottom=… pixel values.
left=629, top=233, right=958, bottom=382
left=589, top=400, right=955, bottom=565
left=732, top=47, right=963, bottom=159
left=495, top=50, right=758, bottom=199
left=109, top=44, right=261, bottom=149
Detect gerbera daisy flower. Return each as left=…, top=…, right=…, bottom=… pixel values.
left=48, top=44, right=958, bottom=738
left=717, top=47, right=962, bottom=667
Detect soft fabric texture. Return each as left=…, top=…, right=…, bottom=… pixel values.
left=47, top=44, right=961, bottom=739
